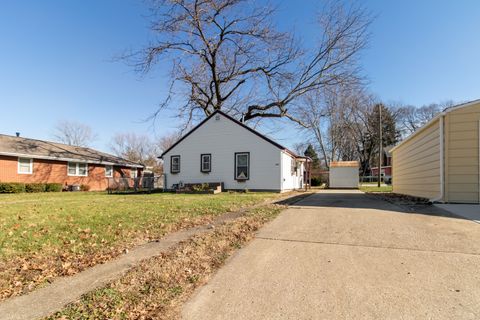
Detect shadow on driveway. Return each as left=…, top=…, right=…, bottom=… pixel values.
left=280, top=190, right=468, bottom=222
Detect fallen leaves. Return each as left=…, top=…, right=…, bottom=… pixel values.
left=47, top=205, right=282, bottom=320
left=0, top=192, right=285, bottom=303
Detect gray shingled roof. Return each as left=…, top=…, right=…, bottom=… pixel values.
left=0, top=134, right=143, bottom=168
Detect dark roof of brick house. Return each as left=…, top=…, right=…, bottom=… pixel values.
left=0, top=134, right=143, bottom=168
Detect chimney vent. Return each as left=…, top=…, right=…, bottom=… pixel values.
left=15, top=132, right=20, bottom=137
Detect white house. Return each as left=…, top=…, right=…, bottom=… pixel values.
left=160, top=110, right=310, bottom=192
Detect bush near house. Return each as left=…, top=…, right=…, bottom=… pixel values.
left=0, top=182, right=63, bottom=193
left=45, top=183, right=63, bottom=192
left=0, top=183, right=26, bottom=193
left=25, top=183, right=47, bottom=193
left=310, top=177, right=322, bottom=186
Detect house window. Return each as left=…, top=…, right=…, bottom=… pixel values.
left=171, top=155, right=180, bottom=173
left=105, top=165, right=113, bottom=178
left=291, top=158, right=297, bottom=175
left=201, top=154, right=211, bottom=173
left=68, top=162, right=88, bottom=176
left=235, top=152, right=249, bottom=180
left=18, top=157, right=33, bottom=174
left=131, top=168, right=138, bottom=178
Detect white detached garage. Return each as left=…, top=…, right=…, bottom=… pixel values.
left=329, top=161, right=359, bottom=188
left=160, top=110, right=311, bottom=192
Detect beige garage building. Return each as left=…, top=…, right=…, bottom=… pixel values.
left=391, top=99, right=480, bottom=203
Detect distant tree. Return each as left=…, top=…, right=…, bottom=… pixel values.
left=368, top=104, right=399, bottom=149
left=157, top=132, right=182, bottom=154
left=304, top=144, right=320, bottom=168
left=395, top=101, right=453, bottom=137
left=130, top=0, right=371, bottom=128
left=366, top=104, right=399, bottom=171
left=53, top=120, right=97, bottom=147
left=292, top=142, right=308, bottom=156
left=110, top=133, right=161, bottom=173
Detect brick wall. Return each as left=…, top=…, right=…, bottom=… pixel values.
left=0, top=155, right=139, bottom=191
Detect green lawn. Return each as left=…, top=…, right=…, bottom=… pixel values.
left=359, top=185, right=393, bottom=193
left=0, top=191, right=279, bottom=299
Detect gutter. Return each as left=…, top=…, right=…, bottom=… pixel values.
left=0, top=152, right=144, bottom=169
left=430, top=115, right=445, bottom=203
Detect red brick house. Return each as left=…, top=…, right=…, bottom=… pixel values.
left=370, top=145, right=393, bottom=177
left=0, top=134, right=143, bottom=191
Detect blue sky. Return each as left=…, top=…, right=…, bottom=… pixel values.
left=1, top=0, right=479, bottom=152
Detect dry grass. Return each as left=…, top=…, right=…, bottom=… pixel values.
left=0, top=191, right=280, bottom=301
left=46, top=205, right=283, bottom=320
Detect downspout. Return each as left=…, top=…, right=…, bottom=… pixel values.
left=431, top=115, right=445, bottom=203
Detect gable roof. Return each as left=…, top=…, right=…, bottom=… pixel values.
left=0, top=134, right=144, bottom=168
left=159, top=110, right=303, bottom=159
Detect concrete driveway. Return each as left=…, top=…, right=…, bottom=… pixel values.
left=182, top=190, right=480, bottom=320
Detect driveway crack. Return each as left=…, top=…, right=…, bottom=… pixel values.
left=256, top=236, right=480, bottom=256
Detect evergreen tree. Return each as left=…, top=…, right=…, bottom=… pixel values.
left=304, top=144, right=320, bottom=168
left=365, top=104, right=399, bottom=171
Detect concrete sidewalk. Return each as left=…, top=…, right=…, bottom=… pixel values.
left=183, top=190, right=480, bottom=319
left=436, top=203, right=480, bottom=223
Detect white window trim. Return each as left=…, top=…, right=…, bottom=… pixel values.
left=235, top=152, right=250, bottom=180
left=18, top=157, right=33, bottom=174
left=105, top=165, right=113, bottom=178
left=67, top=162, right=88, bottom=177
left=131, top=168, right=138, bottom=178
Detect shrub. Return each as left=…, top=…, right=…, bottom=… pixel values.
left=192, top=183, right=211, bottom=192
left=80, top=184, right=91, bottom=192
left=310, top=177, right=322, bottom=187
left=0, top=183, right=26, bottom=193
left=25, top=183, right=46, bottom=193
left=45, top=183, right=63, bottom=192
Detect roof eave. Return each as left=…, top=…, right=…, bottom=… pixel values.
left=159, top=110, right=292, bottom=158
left=0, top=151, right=144, bottom=168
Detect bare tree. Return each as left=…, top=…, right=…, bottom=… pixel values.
left=395, top=101, right=453, bottom=137
left=156, top=131, right=182, bottom=154
left=131, top=0, right=371, bottom=127
left=296, top=86, right=370, bottom=167
left=53, top=120, right=97, bottom=147
left=296, top=85, right=389, bottom=175
left=110, top=133, right=157, bottom=164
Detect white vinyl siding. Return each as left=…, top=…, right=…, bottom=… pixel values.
left=68, top=162, right=88, bottom=177
left=18, top=157, right=33, bottom=174
left=281, top=152, right=304, bottom=190
left=163, top=113, right=282, bottom=191
left=392, top=120, right=441, bottom=200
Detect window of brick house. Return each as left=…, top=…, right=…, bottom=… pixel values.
left=105, top=165, right=113, bottom=177
left=18, top=157, right=33, bottom=174
left=131, top=168, right=138, bottom=178
left=68, top=162, right=88, bottom=176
